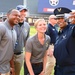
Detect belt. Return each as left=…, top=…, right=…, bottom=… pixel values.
left=31, top=62, right=43, bottom=65
left=14, top=52, right=23, bottom=55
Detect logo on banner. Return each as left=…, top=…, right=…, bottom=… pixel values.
left=49, top=0, right=59, bottom=6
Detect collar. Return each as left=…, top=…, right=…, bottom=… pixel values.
left=4, top=20, right=13, bottom=30
left=34, top=33, right=47, bottom=43
left=58, top=25, right=69, bottom=35
left=49, top=23, right=55, bottom=29
left=18, top=22, right=24, bottom=27
left=16, top=22, right=24, bottom=28
left=34, top=33, right=46, bottom=46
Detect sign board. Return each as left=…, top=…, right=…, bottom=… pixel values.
left=38, top=0, right=75, bottom=13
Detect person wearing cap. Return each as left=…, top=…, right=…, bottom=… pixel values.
left=45, top=15, right=58, bottom=75
left=14, top=5, right=30, bottom=75
left=53, top=7, right=75, bottom=75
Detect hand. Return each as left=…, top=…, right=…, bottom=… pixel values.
left=10, top=68, right=15, bottom=75
left=48, top=50, right=53, bottom=57
left=47, top=45, right=54, bottom=57
left=39, top=70, right=45, bottom=75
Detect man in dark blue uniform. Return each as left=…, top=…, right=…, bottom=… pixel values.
left=46, top=15, right=58, bottom=44
left=53, top=7, right=75, bottom=75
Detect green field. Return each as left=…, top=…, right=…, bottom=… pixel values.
left=30, top=26, right=36, bottom=36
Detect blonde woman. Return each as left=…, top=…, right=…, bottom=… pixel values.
left=24, top=19, right=50, bottom=75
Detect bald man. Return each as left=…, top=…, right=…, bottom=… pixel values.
left=45, top=15, right=58, bottom=75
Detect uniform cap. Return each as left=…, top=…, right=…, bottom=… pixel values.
left=16, top=5, right=28, bottom=12
left=54, top=7, right=72, bottom=18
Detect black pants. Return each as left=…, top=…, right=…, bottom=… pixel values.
left=24, top=62, right=43, bottom=75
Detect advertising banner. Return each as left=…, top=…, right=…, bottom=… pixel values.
left=38, top=0, right=75, bottom=13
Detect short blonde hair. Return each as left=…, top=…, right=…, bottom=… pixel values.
left=34, top=19, right=45, bottom=28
